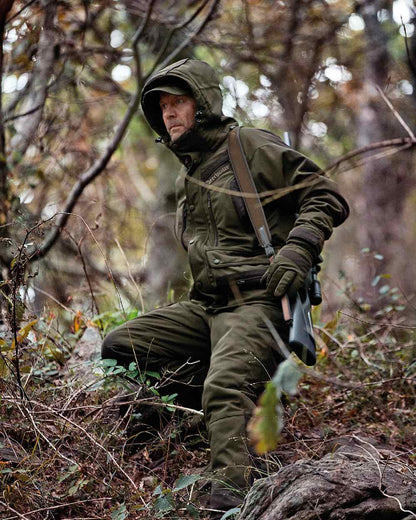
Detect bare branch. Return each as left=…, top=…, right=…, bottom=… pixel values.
left=147, top=0, right=220, bottom=79
left=131, top=0, right=157, bottom=82
left=326, top=137, right=415, bottom=175
left=401, top=16, right=416, bottom=78
left=1, top=499, right=112, bottom=520
left=0, top=0, right=15, bottom=198
left=5, top=0, right=36, bottom=24
left=376, top=85, right=416, bottom=140
left=150, top=0, right=213, bottom=74
left=3, top=102, right=44, bottom=123
left=0, top=500, right=29, bottom=520
left=31, top=84, right=142, bottom=261
left=11, top=0, right=57, bottom=158
left=132, top=0, right=157, bottom=46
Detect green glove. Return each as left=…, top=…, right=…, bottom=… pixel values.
left=262, top=243, right=314, bottom=298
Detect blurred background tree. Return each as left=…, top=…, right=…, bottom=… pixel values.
left=1, top=0, right=415, bottom=329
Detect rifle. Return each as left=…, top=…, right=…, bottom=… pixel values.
left=282, top=132, right=321, bottom=366
left=228, top=127, right=321, bottom=366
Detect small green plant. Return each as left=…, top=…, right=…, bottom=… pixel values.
left=135, top=474, right=204, bottom=519
left=92, top=308, right=141, bottom=335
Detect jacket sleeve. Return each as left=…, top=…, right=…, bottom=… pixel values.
left=281, top=147, right=349, bottom=257
left=243, top=129, right=349, bottom=258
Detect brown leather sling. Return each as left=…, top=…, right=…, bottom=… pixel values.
left=227, top=126, right=292, bottom=322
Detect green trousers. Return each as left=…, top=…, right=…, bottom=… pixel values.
left=101, top=297, right=286, bottom=492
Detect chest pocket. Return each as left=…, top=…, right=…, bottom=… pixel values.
left=203, top=159, right=251, bottom=236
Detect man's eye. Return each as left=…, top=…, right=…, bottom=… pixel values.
left=176, top=98, right=184, bottom=104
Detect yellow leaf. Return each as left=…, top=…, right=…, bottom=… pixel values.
left=0, top=358, right=9, bottom=378
left=11, top=319, right=38, bottom=348
left=18, top=319, right=37, bottom=339
left=323, top=312, right=339, bottom=335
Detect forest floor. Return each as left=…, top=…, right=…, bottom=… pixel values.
left=0, top=304, right=415, bottom=520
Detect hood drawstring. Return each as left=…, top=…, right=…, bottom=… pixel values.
left=195, top=110, right=204, bottom=124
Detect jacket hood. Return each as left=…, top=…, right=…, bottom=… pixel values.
left=141, top=59, right=236, bottom=155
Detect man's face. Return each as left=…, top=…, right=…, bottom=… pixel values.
left=159, top=93, right=196, bottom=142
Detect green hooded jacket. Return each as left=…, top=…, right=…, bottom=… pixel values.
left=141, top=59, right=349, bottom=305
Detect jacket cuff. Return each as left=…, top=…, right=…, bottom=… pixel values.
left=287, top=226, right=325, bottom=259
left=279, top=244, right=313, bottom=272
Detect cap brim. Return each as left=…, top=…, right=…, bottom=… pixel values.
left=145, top=85, right=189, bottom=97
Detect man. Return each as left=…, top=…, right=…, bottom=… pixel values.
left=102, top=58, right=349, bottom=515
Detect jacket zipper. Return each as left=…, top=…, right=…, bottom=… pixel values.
left=207, top=192, right=218, bottom=246
left=181, top=205, right=188, bottom=250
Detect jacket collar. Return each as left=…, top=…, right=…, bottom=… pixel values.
left=159, top=117, right=237, bottom=168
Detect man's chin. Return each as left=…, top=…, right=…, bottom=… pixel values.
left=170, top=130, right=185, bottom=142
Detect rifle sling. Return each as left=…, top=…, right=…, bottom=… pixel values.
left=227, top=126, right=292, bottom=322
left=227, top=127, right=274, bottom=259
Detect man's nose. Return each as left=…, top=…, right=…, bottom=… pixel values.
left=164, top=104, right=176, bottom=118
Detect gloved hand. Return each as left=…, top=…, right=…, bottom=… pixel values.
left=261, top=243, right=314, bottom=298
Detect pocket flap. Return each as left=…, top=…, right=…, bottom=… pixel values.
left=206, top=248, right=269, bottom=268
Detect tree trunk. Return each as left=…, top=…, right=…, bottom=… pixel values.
left=239, top=438, right=416, bottom=520
left=354, top=0, right=416, bottom=307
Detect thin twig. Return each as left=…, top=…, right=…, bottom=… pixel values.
left=148, top=0, right=220, bottom=78
left=132, top=0, right=157, bottom=81
left=67, top=231, right=100, bottom=315
left=326, top=137, right=414, bottom=174
left=184, top=170, right=318, bottom=200
left=31, top=285, right=78, bottom=316
left=376, top=85, right=416, bottom=140
left=329, top=142, right=413, bottom=177
left=339, top=311, right=416, bottom=330
left=351, top=436, right=416, bottom=518
left=29, top=211, right=126, bottom=324
left=115, top=238, right=145, bottom=315
left=0, top=500, right=29, bottom=520
left=116, top=397, right=204, bottom=416
left=6, top=0, right=37, bottom=24
left=401, top=17, right=416, bottom=78
left=150, top=0, right=213, bottom=75
left=14, top=399, right=77, bottom=466
left=3, top=103, right=43, bottom=123
left=1, top=498, right=112, bottom=520
left=32, top=401, right=138, bottom=490
left=132, top=0, right=157, bottom=46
